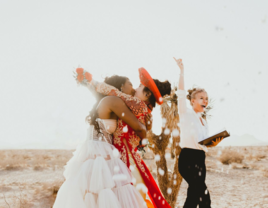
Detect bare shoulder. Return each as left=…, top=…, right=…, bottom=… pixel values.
left=99, top=96, right=125, bottom=106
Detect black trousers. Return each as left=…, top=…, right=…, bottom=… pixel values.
left=179, top=148, right=211, bottom=208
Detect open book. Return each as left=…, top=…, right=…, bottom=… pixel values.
left=198, top=128, right=230, bottom=146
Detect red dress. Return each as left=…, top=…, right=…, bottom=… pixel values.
left=95, top=82, right=172, bottom=208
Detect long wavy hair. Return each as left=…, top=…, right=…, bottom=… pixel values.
left=86, top=75, right=128, bottom=134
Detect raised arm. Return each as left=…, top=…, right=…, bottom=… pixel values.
left=173, top=57, right=187, bottom=114
left=173, top=57, right=185, bottom=90
left=75, top=68, right=148, bottom=117
left=98, top=96, right=147, bottom=139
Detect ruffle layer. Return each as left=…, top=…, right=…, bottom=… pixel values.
left=64, top=139, right=121, bottom=179
left=113, top=184, right=147, bottom=208
left=54, top=139, right=145, bottom=208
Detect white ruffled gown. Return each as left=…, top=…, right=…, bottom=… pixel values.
left=53, top=119, right=146, bottom=208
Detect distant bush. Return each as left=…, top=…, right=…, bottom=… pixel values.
left=218, top=148, right=244, bottom=165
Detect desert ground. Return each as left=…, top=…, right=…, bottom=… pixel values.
left=0, top=146, right=267, bottom=208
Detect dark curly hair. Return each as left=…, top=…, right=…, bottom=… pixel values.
left=86, top=75, right=128, bottom=134
left=143, top=79, right=171, bottom=109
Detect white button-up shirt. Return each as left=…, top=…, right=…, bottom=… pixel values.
left=177, top=90, right=208, bottom=152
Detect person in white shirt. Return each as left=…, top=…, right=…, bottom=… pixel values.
left=174, top=57, right=223, bottom=208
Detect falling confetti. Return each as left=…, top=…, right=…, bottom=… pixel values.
left=169, top=138, right=173, bottom=144
left=155, top=154, right=160, bottom=162
left=123, top=126, right=128, bottom=133
left=113, top=174, right=127, bottom=181
left=132, top=177, right=137, bottom=185
left=113, top=149, right=120, bottom=158
left=172, top=129, right=180, bottom=137
left=136, top=183, right=148, bottom=193
left=114, top=166, right=119, bottom=173
left=158, top=168, right=165, bottom=176
left=130, top=165, right=135, bottom=171
left=164, top=128, right=170, bottom=135
left=162, top=118, right=167, bottom=127
left=142, top=139, right=148, bottom=146
left=165, top=153, right=171, bottom=159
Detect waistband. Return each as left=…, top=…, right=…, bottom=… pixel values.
left=181, top=148, right=205, bottom=155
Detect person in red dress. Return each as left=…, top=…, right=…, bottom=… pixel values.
left=76, top=67, right=172, bottom=208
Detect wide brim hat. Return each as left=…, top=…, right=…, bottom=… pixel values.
left=138, top=67, right=163, bottom=105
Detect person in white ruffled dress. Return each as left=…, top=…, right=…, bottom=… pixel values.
left=53, top=77, right=147, bottom=208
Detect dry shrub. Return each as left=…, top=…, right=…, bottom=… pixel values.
left=218, top=148, right=244, bottom=165
left=253, top=153, right=266, bottom=161
left=0, top=185, right=13, bottom=192
left=34, top=181, right=64, bottom=207
left=0, top=149, right=72, bottom=171
left=246, top=153, right=266, bottom=161
left=2, top=159, right=25, bottom=171
left=262, top=168, right=268, bottom=177
left=0, top=150, right=28, bottom=170
left=147, top=90, right=183, bottom=208
left=3, top=189, right=34, bottom=208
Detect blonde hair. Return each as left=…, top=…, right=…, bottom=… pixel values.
left=186, top=87, right=207, bottom=105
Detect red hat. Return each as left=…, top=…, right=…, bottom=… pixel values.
left=138, top=67, right=163, bottom=105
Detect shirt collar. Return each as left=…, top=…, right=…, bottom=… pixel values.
left=191, top=108, right=202, bottom=118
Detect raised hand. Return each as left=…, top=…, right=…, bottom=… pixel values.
left=173, top=57, right=184, bottom=71
left=75, top=67, right=93, bottom=83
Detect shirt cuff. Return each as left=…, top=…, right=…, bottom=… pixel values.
left=176, top=89, right=186, bottom=98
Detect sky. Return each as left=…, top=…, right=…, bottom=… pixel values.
left=0, top=0, right=268, bottom=149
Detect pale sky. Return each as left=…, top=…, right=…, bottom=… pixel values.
left=0, top=0, right=268, bottom=149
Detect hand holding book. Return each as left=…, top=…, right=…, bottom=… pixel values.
left=206, top=137, right=224, bottom=147
left=198, top=128, right=230, bottom=147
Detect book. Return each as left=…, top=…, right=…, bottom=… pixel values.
left=198, top=128, right=230, bottom=146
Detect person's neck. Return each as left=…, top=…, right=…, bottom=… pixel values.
left=193, top=108, right=202, bottom=116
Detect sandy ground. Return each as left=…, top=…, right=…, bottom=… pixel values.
left=0, top=147, right=268, bottom=208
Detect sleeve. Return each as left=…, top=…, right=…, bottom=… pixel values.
left=176, top=89, right=187, bottom=114
left=75, top=71, right=147, bottom=116
left=94, top=82, right=148, bottom=116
